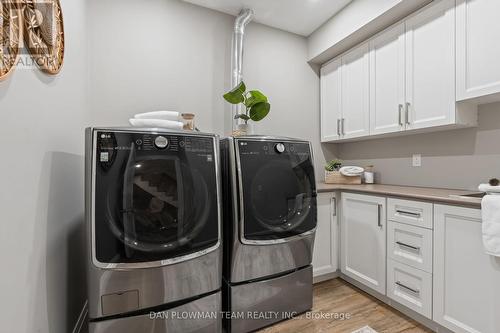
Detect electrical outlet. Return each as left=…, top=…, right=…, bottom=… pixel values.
left=412, top=154, right=422, bottom=167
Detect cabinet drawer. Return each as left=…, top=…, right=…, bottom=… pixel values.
left=388, top=198, right=433, bottom=229
left=387, top=259, right=432, bottom=319
left=388, top=221, right=433, bottom=273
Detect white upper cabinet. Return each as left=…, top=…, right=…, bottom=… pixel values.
left=369, top=23, right=406, bottom=135
left=405, top=0, right=456, bottom=130
left=320, top=59, right=342, bottom=142
left=341, top=43, right=370, bottom=139
left=457, top=0, right=500, bottom=101
left=320, top=0, right=479, bottom=143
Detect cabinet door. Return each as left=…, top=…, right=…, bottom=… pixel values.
left=369, top=23, right=406, bottom=135
left=457, top=0, right=500, bottom=101
left=312, top=192, right=338, bottom=277
left=405, top=0, right=456, bottom=130
left=341, top=192, right=386, bottom=294
left=434, top=204, right=500, bottom=333
left=341, top=43, right=370, bottom=139
left=320, top=59, right=342, bottom=142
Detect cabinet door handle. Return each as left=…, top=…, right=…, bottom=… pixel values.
left=337, top=119, right=341, bottom=136
left=398, top=104, right=403, bottom=126
left=396, top=241, right=420, bottom=251
left=396, top=281, right=420, bottom=295
left=405, top=102, right=411, bottom=125
left=341, top=118, right=345, bottom=135
left=396, top=210, right=421, bottom=218
left=377, top=204, right=383, bottom=228
left=331, top=197, right=337, bottom=217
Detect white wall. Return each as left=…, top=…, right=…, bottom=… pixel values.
left=309, top=0, right=402, bottom=58
left=87, top=0, right=333, bottom=177
left=307, top=0, right=431, bottom=63
left=336, top=102, right=500, bottom=190
left=0, top=0, right=88, bottom=332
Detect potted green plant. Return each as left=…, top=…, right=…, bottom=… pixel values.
left=223, top=81, right=271, bottom=135
left=325, top=160, right=342, bottom=183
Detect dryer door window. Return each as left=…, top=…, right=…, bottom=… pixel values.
left=93, top=131, right=219, bottom=265
left=237, top=140, right=317, bottom=241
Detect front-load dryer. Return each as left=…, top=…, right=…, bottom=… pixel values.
left=85, top=128, right=222, bottom=333
left=220, top=136, right=317, bottom=333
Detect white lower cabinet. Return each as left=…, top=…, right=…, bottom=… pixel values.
left=387, top=220, right=433, bottom=273
left=338, top=193, right=500, bottom=331
left=433, top=204, right=500, bottom=333
left=387, top=259, right=432, bottom=319
left=312, top=192, right=338, bottom=278
left=341, top=193, right=386, bottom=294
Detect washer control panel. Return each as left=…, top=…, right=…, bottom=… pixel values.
left=275, top=143, right=285, bottom=153
left=154, top=136, right=169, bottom=149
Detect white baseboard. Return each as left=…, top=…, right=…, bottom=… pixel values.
left=313, top=271, right=340, bottom=284
left=72, top=301, right=88, bottom=333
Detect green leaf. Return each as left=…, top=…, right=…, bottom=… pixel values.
left=223, top=81, right=246, bottom=104
left=249, top=102, right=270, bottom=121
left=234, top=114, right=250, bottom=121
left=244, top=90, right=268, bottom=108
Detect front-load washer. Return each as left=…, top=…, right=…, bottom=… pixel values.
left=220, top=136, right=317, bottom=333
left=85, top=128, right=222, bottom=333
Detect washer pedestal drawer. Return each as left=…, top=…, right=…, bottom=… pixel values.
left=89, top=291, right=221, bottom=333
left=225, top=265, right=313, bottom=333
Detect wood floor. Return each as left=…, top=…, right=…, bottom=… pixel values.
left=259, top=278, right=433, bottom=333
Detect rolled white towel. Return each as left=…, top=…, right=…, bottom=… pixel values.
left=129, top=118, right=183, bottom=130
left=340, top=166, right=364, bottom=177
left=481, top=194, right=500, bottom=257
left=479, top=183, right=500, bottom=194
left=134, top=111, right=180, bottom=121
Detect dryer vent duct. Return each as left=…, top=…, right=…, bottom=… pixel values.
left=231, top=8, right=254, bottom=131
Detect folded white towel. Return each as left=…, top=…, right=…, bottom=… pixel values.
left=129, top=118, right=183, bottom=130
left=340, top=166, right=364, bottom=177
left=479, top=183, right=500, bottom=194
left=134, top=111, right=180, bottom=121
left=481, top=194, right=500, bottom=257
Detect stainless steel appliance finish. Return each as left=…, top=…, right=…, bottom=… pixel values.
left=227, top=266, right=313, bottom=333
left=227, top=232, right=314, bottom=283
left=85, top=128, right=222, bottom=331
left=87, top=249, right=221, bottom=318
left=222, top=136, right=316, bottom=283
left=221, top=136, right=316, bottom=332
left=89, top=291, right=222, bottom=333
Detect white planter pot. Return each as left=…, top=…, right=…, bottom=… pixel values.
left=235, top=123, right=254, bottom=136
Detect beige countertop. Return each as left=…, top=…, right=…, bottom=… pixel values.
left=317, top=183, right=482, bottom=208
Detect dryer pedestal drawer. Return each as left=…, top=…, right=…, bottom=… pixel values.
left=387, top=259, right=432, bottom=319
left=388, top=198, right=433, bottom=229
left=388, top=221, right=433, bottom=273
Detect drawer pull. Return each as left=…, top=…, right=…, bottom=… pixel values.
left=377, top=204, right=383, bottom=228
left=396, top=281, right=420, bottom=295
left=396, top=210, right=421, bottom=218
left=396, top=241, right=420, bottom=251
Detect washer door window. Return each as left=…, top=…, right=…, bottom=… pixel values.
left=237, top=140, right=317, bottom=242
left=94, top=132, right=219, bottom=265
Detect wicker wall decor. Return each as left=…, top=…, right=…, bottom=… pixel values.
left=22, top=0, right=65, bottom=75
left=0, top=0, right=23, bottom=81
